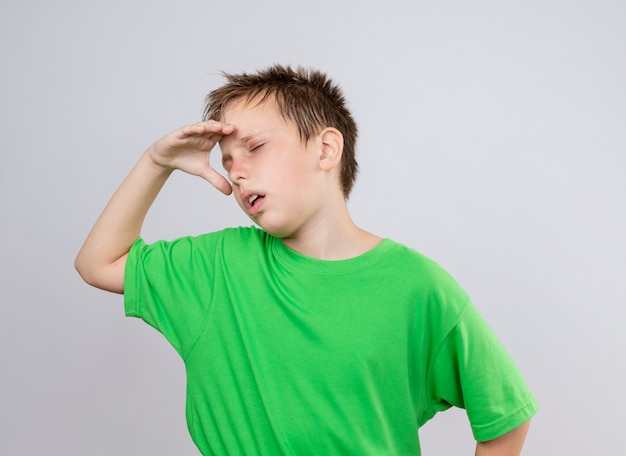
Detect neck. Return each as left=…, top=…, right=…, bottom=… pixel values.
left=281, top=205, right=382, bottom=261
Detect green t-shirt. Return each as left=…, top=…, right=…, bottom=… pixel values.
left=125, top=227, right=537, bottom=455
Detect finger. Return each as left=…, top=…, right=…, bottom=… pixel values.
left=180, top=121, right=235, bottom=138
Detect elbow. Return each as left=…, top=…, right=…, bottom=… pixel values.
left=74, top=253, right=125, bottom=295
left=74, top=254, right=98, bottom=288
left=74, top=253, right=89, bottom=282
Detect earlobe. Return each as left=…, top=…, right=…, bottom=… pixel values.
left=319, top=127, right=343, bottom=171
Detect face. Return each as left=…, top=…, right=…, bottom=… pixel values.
left=219, top=97, right=329, bottom=239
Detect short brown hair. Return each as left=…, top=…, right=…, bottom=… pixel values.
left=203, top=64, right=359, bottom=198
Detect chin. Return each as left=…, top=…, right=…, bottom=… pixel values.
left=256, top=220, right=296, bottom=239
left=261, top=227, right=292, bottom=239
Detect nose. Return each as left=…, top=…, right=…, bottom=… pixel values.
left=227, top=158, right=247, bottom=183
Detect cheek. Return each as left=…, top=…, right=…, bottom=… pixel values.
left=232, top=188, right=245, bottom=209
left=280, top=153, right=317, bottom=182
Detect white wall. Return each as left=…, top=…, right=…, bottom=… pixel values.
left=1, top=0, right=624, bottom=454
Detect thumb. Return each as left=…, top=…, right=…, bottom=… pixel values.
left=200, top=167, right=233, bottom=195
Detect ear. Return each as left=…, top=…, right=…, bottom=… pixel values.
left=318, top=127, right=343, bottom=172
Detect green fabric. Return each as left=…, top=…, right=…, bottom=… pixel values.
left=125, top=227, right=537, bottom=455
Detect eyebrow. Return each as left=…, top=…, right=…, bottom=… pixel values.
left=220, top=132, right=265, bottom=164
left=219, top=131, right=266, bottom=155
left=238, top=130, right=267, bottom=145
left=239, top=135, right=254, bottom=144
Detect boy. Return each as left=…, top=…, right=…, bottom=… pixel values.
left=75, top=65, right=538, bottom=455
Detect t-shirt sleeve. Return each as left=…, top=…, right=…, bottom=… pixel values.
left=124, top=235, right=219, bottom=357
left=426, top=301, right=539, bottom=442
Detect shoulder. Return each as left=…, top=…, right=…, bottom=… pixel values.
left=219, top=226, right=267, bottom=243
left=130, top=226, right=267, bottom=261
left=382, top=240, right=471, bottom=322
left=383, top=240, right=463, bottom=289
left=217, top=226, right=270, bottom=253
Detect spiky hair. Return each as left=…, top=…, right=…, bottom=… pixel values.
left=203, top=64, right=358, bottom=197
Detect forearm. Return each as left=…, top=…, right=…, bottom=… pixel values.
left=474, top=420, right=531, bottom=456
left=75, top=149, right=172, bottom=292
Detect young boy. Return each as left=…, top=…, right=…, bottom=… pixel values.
left=75, top=65, right=538, bottom=455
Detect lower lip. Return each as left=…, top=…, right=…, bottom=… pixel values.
left=248, top=197, right=265, bottom=216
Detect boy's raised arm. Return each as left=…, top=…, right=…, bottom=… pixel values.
left=75, top=121, right=234, bottom=294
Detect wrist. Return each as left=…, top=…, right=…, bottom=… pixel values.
left=142, top=146, right=176, bottom=177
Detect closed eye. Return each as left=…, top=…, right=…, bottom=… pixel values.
left=250, top=143, right=265, bottom=152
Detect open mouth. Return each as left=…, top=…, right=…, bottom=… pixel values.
left=248, top=194, right=262, bottom=207
left=245, top=193, right=265, bottom=214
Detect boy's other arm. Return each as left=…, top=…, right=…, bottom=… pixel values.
left=74, top=121, right=234, bottom=294
left=474, top=420, right=531, bottom=456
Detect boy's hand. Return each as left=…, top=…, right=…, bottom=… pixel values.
left=148, top=120, right=235, bottom=195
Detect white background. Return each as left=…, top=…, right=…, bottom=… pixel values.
left=1, top=0, right=624, bottom=454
